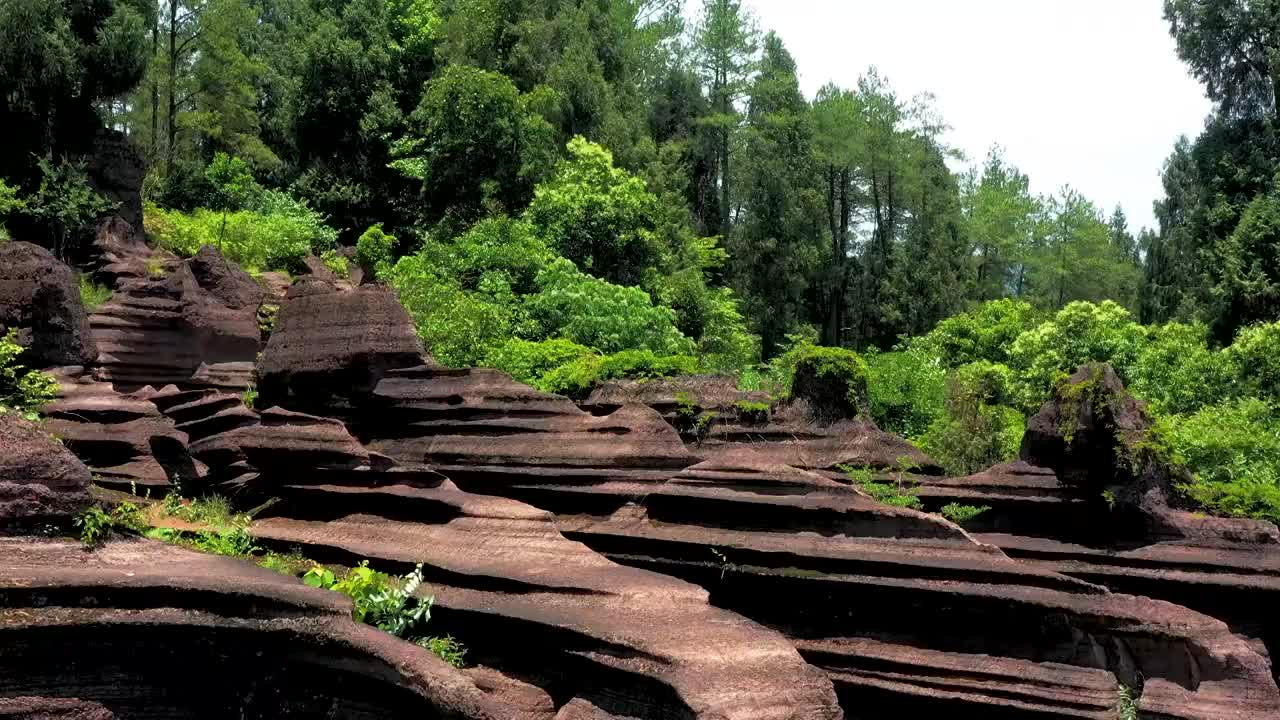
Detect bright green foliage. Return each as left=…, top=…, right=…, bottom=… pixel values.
left=525, top=259, right=694, bottom=356
left=940, top=503, right=991, bottom=524
left=145, top=203, right=327, bottom=274
left=1131, top=322, right=1232, bottom=414
left=538, top=350, right=699, bottom=398
left=964, top=150, right=1042, bottom=303
left=842, top=464, right=922, bottom=509
left=0, top=330, right=59, bottom=419
left=920, top=362, right=1025, bottom=476
left=416, top=635, right=466, bottom=668
left=788, top=345, right=870, bottom=421
left=305, top=561, right=434, bottom=638
left=527, top=137, right=660, bottom=286
left=1161, top=398, right=1280, bottom=525
left=147, top=526, right=259, bottom=558
left=1225, top=322, right=1280, bottom=402
left=1116, top=682, right=1140, bottom=720
left=157, top=495, right=248, bottom=531
left=914, top=299, right=1041, bottom=369
left=320, top=250, right=349, bottom=278
left=0, top=179, right=24, bottom=240
left=1007, top=301, right=1144, bottom=410
left=482, top=338, right=594, bottom=387
left=23, top=158, right=114, bottom=260
left=205, top=153, right=258, bottom=212
left=356, top=224, right=397, bottom=280
left=865, top=348, right=946, bottom=439
left=77, top=275, right=113, bottom=310
left=75, top=503, right=146, bottom=548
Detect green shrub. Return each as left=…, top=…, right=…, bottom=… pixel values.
left=75, top=503, right=146, bottom=548
left=416, top=635, right=467, bottom=668
left=537, top=349, right=698, bottom=397
left=919, top=362, right=1025, bottom=475
left=320, top=250, right=349, bottom=278
left=1131, top=322, right=1233, bottom=414
left=913, top=299, right=1041, bottom=368
left=525, top=258, right=694, bottom=356
left=388, top=255, right=518, bottom=368
left=0, top=330, right=59, bottom=419
left=734, top=400, right=771, bottom=424
left=940, top=503, right=991, bottom=524
left=77, top=274, right=112, bottom=310
left=482, top=337, right=594, bottom=387
left=1160, top=398, right=1280, bottom=525
left=1007, top=300, right=1144, bottom=411
left=304, top=561, right=434, bottom=638
left=866, top=347, right=946, bottom=439
left=356, top=223, right=397, bottom=280
left=145, top=203, right=324, bottom=274
left=788, top=345, right=870, bottom=422
left=842, top=464, right=922, bottom=509
left=1226, top=321, right=1280, bottom=403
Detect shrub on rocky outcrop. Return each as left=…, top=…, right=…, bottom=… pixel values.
left=920, top=361, right=1024, bottom=475
left=789, top=345, right=869, bottom=423
left=539, top=349, right=698, bottom=398
left=356, top=223, right=396, bottom=280
left=0, top=330, right=58, bottom=418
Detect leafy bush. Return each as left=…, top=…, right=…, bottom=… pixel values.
left=1226, top=321, right=1280, bottom=403
left=356, top=223, right=397, bottom=280
left=0, top=178, right=26, bottom=240
left=940, top=503, right=991, bottom=524
left=526, top=136, right=660, bottom=286
left=146, top=203, right=325, bottom=274
left=866, top=347, right=946, bottom=439
left=919, top=362, right=1025, bottom=475
left=482, top=337, right=594, bottom=386
left=388, top=254, right=518, bottom=367
left=1130, top=322, right=1233, bottom=414
left=788, top=345, right=870, bottom=422
left=304, top=561, right=434, bottom=638
left=842, top=464, right=922, bottom=509
left=416, top=635, right=466, bottom=668
left=320, top=249, right=349, bottom=278
left=23, top=156, right=114, bottom=259
left=525, top=258, right=694, bottom=356
left=1160, top=398, right=1280, bottom=525
left=1007, top=301, right=1144, bottom=410
left=913, top=299, right=1040, bottom=369
left=538, top=349, right=698, bottom=397
left=75, top=503, right=146, bottom=548
left=0, top=330, right=59, bottom=419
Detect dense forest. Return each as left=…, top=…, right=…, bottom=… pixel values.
left=5, top=0, right=1280, bottom=523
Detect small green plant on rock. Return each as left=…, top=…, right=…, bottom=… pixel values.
left=77, top=274, right=112, bottom=310
left=940, top=503, right=991, bottom=524
left=1115, top=682, right=1140, bottom=720
left=75, top=503, right=146, bottom=548
left=416, top=635, right=467, bottom=668
left=320, top=249, right=349, bottom=278
left=841, top=464, right=922, bottom=510
left=0, top=329, right=59, bottom=420
left=734, top=400, right=770, bottom=424
left=305, top=561, right=434, bottom=638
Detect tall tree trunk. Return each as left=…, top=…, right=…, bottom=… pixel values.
left=167, top=0, right=178, bottom=176
left=150, top=12, right=159, bottom=162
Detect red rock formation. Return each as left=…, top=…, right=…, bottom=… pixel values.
left=0, top=413, right=92, bottom=532
left=0, top=537, right=521, bottom=719
left=90, top=246, right=263, bottom=390
left=43, top=372, right=196, bottom=493
left=0, top=241, right=97, bottom=367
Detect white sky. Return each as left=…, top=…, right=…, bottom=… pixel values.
left=738, top=0, right=1214, bottom=231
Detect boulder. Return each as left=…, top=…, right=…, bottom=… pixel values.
left=256, top=281, right=427, bottom=412
left=0, top=413, right=92, bottom=531
left=0, top=242, right=97, bottom=367
left=1021, top=363, right=1280, bottom=543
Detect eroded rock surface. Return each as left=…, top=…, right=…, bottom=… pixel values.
left=89, top=246, right=262, bottom=390
left=0, top=414, right=92, bottom=532
left=0, top=537, right=521, bottom=719
left=0, top=241, right=97, bottom=367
